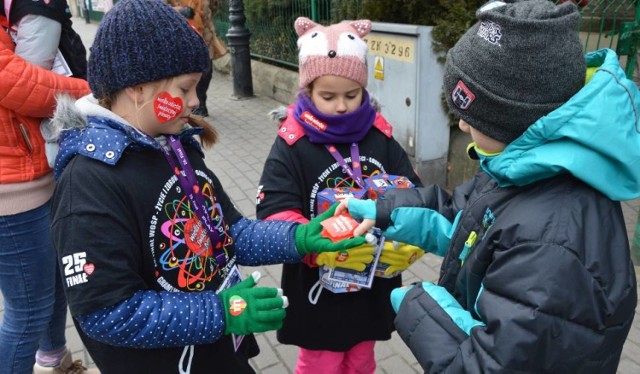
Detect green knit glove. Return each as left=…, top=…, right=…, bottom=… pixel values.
left=294, top=203, right=367, bottom=255
left=218, top=272, right=288, bottom=336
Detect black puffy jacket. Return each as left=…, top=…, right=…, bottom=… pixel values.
left=377, top=172, right=637, bottom=373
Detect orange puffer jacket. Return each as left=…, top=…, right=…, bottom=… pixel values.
left=0, top=23, right=90, bottom=184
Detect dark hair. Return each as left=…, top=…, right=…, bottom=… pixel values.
left=179, top=6, right=195, bottom=20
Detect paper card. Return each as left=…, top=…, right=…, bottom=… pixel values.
left=216, top=265, right=244, bottom=351
left=52, top=49, right=72, bottom=77
left=320, top=214, right=358, bottom=242
left=326, top=235, right=384, bottom=289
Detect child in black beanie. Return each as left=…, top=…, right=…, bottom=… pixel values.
left=47, top=0, right=364, bottom=373
left=338, top=0, right=640, bottom=372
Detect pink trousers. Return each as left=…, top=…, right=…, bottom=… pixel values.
left=294, top=341, right=376, bottom=374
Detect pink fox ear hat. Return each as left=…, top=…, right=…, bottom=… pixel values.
left=294, top=17, right=372, bottom=89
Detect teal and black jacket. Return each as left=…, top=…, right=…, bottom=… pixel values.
left=378, top=49, right=640, bottom=373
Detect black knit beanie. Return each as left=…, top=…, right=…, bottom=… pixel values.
left=444, top=0, right=586, bottom=144
left=88, top=0, right=209, bottom=99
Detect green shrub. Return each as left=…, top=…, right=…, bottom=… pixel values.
left=352, top=0, right=486, bottom=59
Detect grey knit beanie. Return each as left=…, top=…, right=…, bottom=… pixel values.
left=88, top=0, right=209, bottom=99
left=444, top=0, right=586, bottom=144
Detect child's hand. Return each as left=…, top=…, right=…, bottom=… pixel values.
left=335, top=197, right=376, bottom=236
left=294, top=203, right=366, bottom=255
left=379, top=241, right=424, bottom=276
left=316, top=244, right=376, bottom=271
left=218, top=271, right=288, bottom=336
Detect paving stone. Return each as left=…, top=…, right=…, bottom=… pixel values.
left=249, top=334, right=280, bottom=370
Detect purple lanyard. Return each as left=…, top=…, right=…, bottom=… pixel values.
left=161, top=136, right=226, bottom=267
left=325, top=143, right=364, bottom=189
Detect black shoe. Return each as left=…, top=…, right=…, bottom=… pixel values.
left=192, top=107, right=209, bottom=117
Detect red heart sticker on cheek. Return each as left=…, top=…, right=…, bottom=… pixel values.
left=154, top=92, right=184, bottom=123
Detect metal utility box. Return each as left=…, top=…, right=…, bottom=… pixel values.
left=364, top=22, right=449, bottom=187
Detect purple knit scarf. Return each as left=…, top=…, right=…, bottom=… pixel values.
left=293, top=90, right=376, bottom=144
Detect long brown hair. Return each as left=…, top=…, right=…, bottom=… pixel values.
left=187, top=114, right=218, bottom=149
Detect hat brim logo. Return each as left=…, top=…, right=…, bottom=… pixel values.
left=477, top=21, right=502, bottom=45
left=452, top=80, right=475, bottom=110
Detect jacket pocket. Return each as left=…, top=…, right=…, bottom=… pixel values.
left=0, top=120, right=31, bottom=157
left=19, top=123, right=34, bottom=153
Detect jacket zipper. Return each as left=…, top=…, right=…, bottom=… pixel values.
left=459, top=230, right=478, bottom=266
left=19, top=123, right=34, bottom=153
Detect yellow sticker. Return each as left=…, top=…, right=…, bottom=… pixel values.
left=374, top=56, right=384, bottom=80
left=364, top=34, right=415, bottom=63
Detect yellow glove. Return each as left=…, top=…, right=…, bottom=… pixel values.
left=316, top=244, right=375, bottom=271
left=379, top=241, right=424, bottom=276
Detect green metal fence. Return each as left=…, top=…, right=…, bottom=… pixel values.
left=213, top=0, right=640, bottom=75
left=576, top=1, right=640, bottom=265
left=214, top=0, right=364, bottom=69
left=579, top=0, right=640, bottom=78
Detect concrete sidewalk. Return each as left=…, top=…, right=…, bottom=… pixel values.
left=0, top=16, right=638, bottom=373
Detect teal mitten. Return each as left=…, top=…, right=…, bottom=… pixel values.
left=395, top=282, right=484, bottom=335
left=421, top=282, right=484, bottom=334
left=218, top=272, right=288, bottom=335
left=390, top=284, right=414, bottom=312
left=294, top=203, right=366, bottom=255
left=346, top=198, right=376, bottom=220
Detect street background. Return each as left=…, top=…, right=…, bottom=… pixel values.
left=0, top=17, right=638, bottom=373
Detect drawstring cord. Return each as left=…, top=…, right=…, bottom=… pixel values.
left=179, top=345, right=194, bottom=374
left=308, top=279, right=323, bottom=305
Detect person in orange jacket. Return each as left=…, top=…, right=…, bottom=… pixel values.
left=0, top=15, right=94, bottom=374
left=167, top=0, right=228, bottom=117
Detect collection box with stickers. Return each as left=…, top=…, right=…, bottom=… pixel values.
left=316, top=187, right=373, bottom=294
left=316, top=187, right=367, bottom=215
left=364, top=174, right=414, bottom=200
left=364, top=174, right=415, bottom=278
left=315, top=178, right=416, bottom=292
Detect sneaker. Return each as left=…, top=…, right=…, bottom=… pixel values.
left=192, top=106, right=209, bottom=117
left=33, top=349, right=100, bottom=374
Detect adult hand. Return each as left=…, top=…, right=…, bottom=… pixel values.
left=335, top=197, right=376, bottom=236
left=218, top=271, right=288, bottom=335
left=294, top=203, right=366, bottom=255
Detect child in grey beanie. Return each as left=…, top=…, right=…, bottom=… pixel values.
left=337, top=0, right=640, bottom=372
left=443, top=0, right=586, bottom=144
